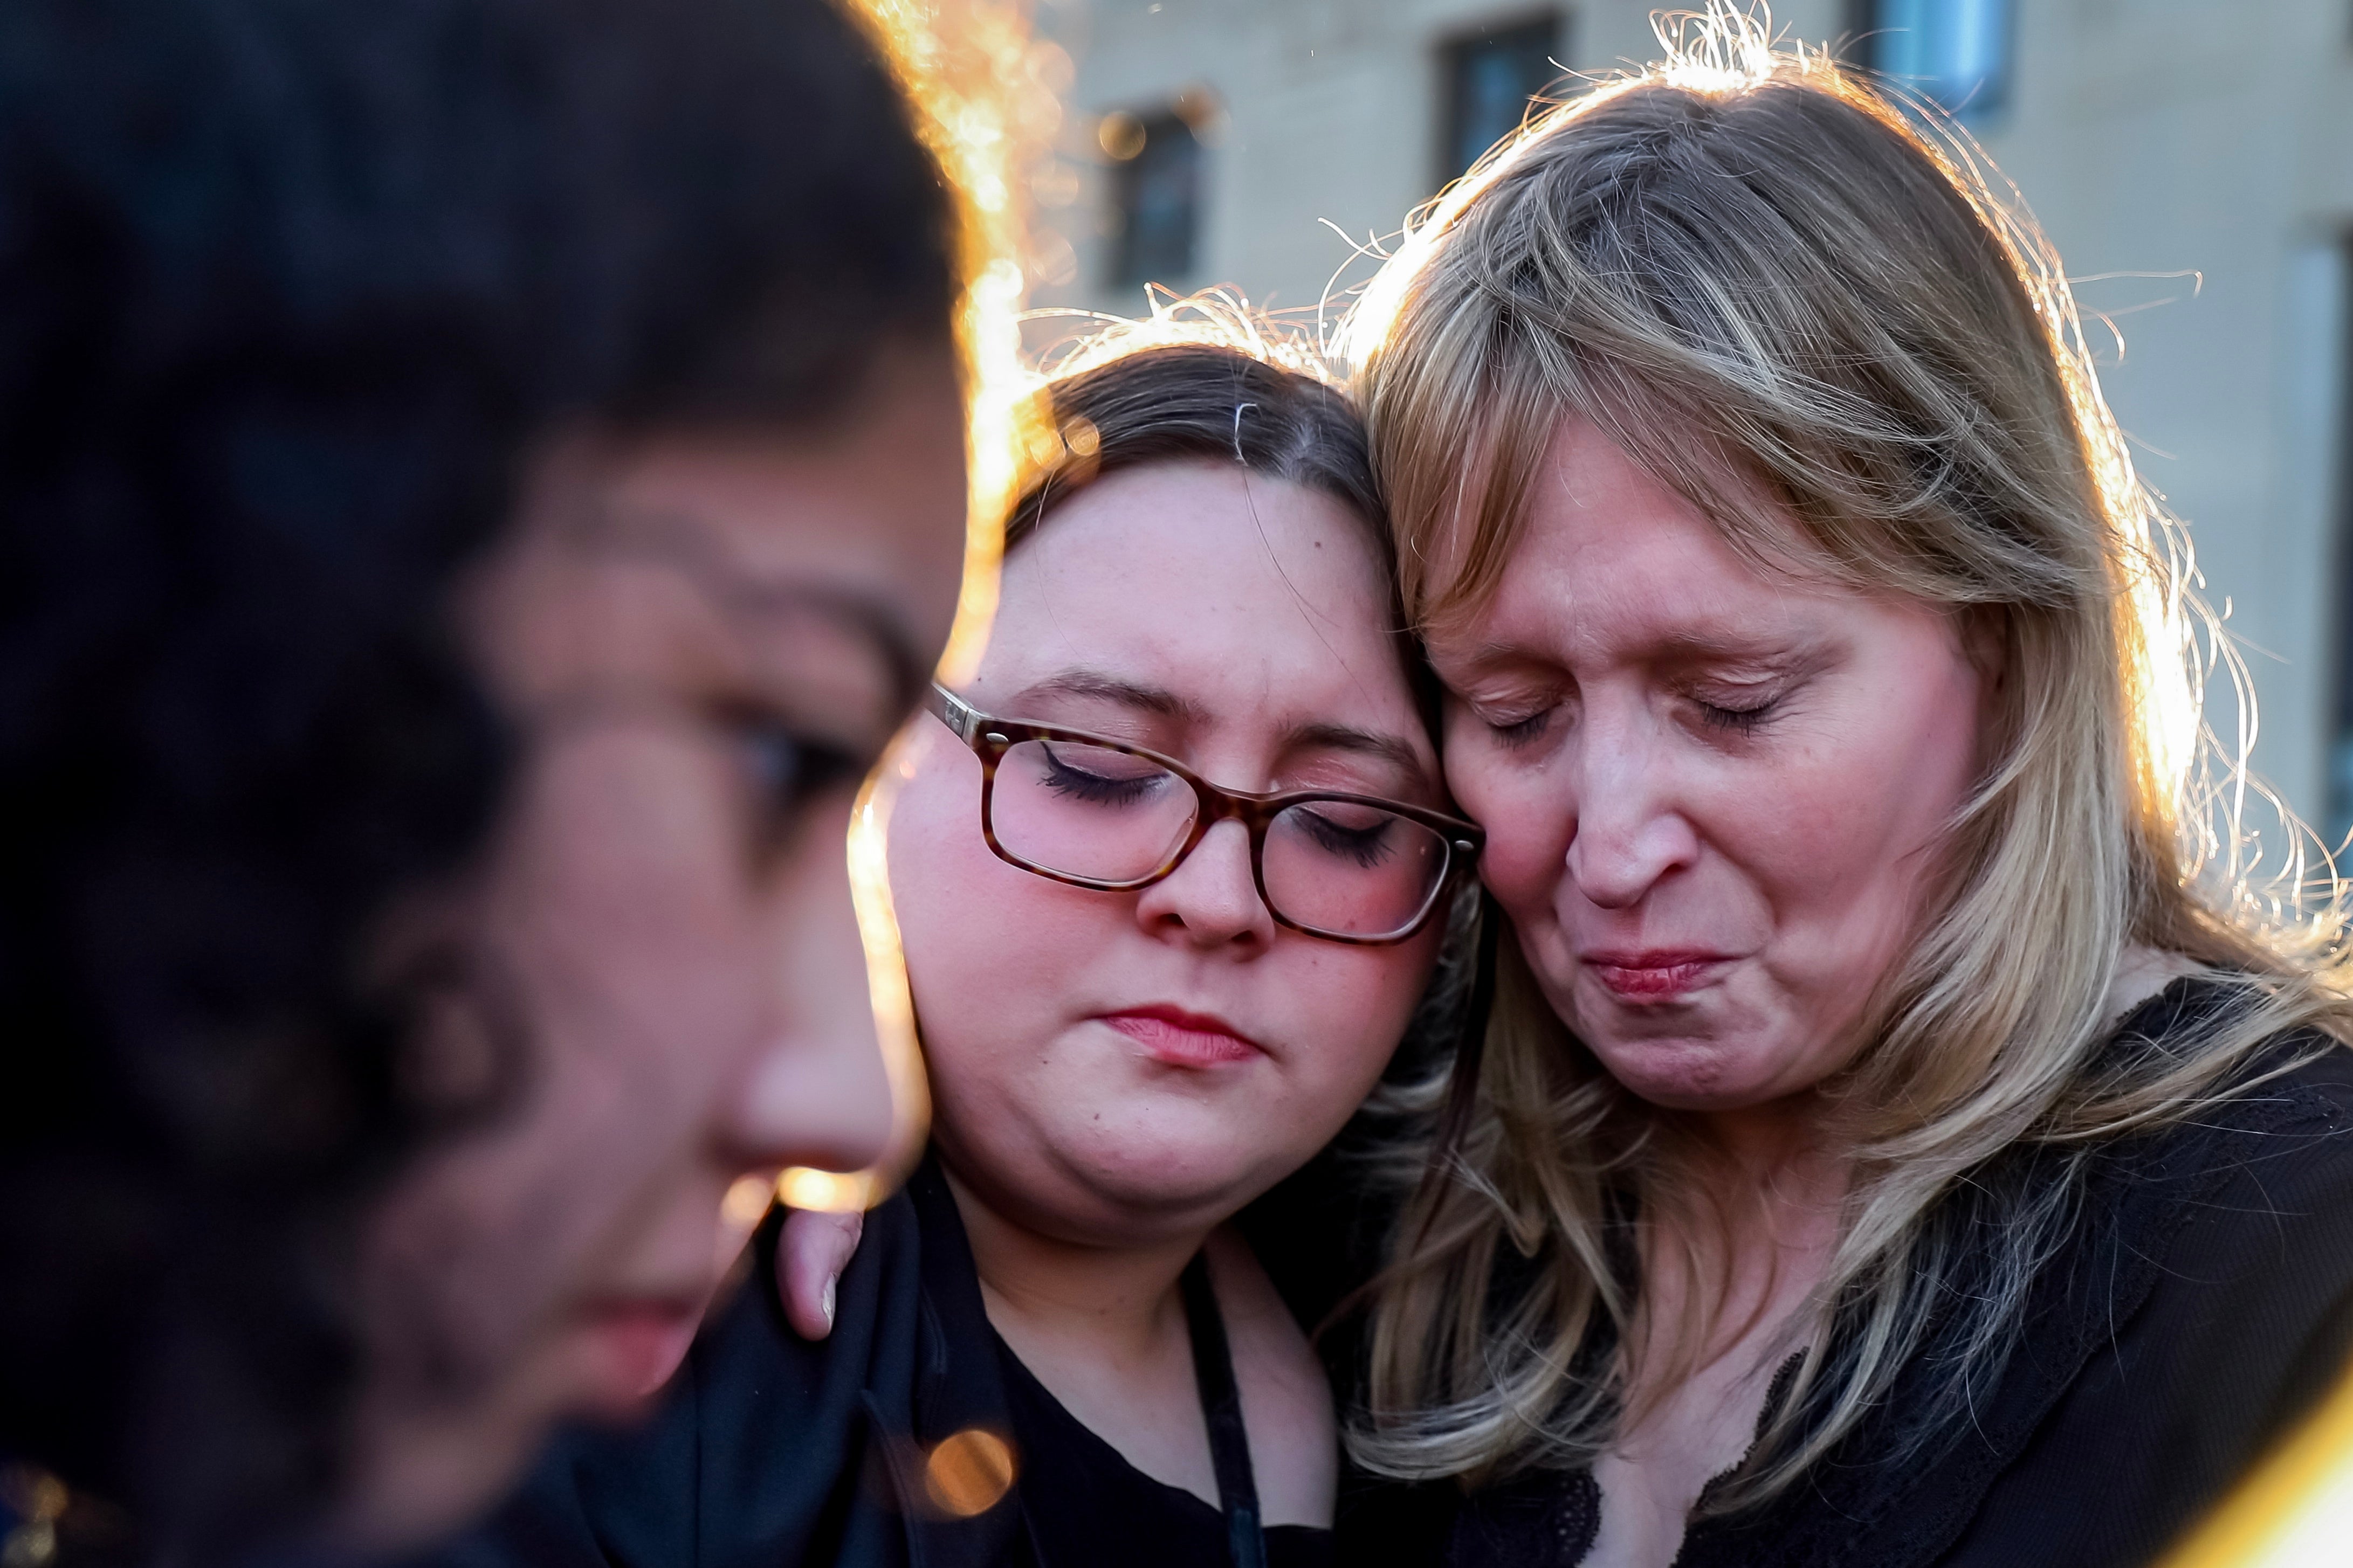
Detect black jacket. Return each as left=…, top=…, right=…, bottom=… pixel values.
left=1434, top=980, right=2353, bottom=1568
left=434, top=1161, right=1031, bottom=1568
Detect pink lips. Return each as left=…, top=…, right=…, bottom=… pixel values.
left=1103, top=1005, right=1263, bottom=1067
left=1585, top=949, right=1735, bottom=1002
left=577, top=1297, right=705, bottom=1404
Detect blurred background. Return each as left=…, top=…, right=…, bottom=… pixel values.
left=1019, top=0, right=2353, bottom=850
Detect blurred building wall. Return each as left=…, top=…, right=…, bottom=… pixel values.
left=1030, top=0, right=2353, bottom=842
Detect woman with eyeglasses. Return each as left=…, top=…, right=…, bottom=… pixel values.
left=439, top=334, right=1478, bottom=1568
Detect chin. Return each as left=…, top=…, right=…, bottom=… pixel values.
left=1049, top=1125, right=1262, bottom=1221
left=332, top=1401, right=546, bottom=1557
left=1077, top=1146, right=1242, bottom=1206
left=1588, top=1038, right=1760, bottom=1110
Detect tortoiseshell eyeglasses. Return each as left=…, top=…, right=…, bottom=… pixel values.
left=927, top=684, right=1482, bottom=945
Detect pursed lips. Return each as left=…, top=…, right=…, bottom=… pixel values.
left=1582, top=948, right=1738, bottom=1002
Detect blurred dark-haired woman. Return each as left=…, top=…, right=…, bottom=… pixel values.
left=0, top=0, right=971, bottom=1557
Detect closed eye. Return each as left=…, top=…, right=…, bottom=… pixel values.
left=1489, top=708, right=1554, bottom=748
left=1288, top=805, right=1399, bottom=868
left=1038, top=742, right=1171, bottom=806
left=1695, top=698, right=1778, bottom=735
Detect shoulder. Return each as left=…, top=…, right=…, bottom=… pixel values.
left=1207, top=1224, right=1339, bottom=1531
left=1931, top=1001, right=2353, bottom=1568
left=432, top=1190, right=936, bottom=1568
left=2108, top=981, right=2353, bottom=1211
left=2064, top=984, right=2353, bottom=1401
left=2133, top=1030, right=2353, bottom=1337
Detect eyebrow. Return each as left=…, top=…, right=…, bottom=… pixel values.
left=1002, top=671, right=1209, bottom=724
left=738, top=583, right=928, bottom=719
left=1285, top=721, right=1427, bottom=783
left=576, top=503, right=929, bottom=719
left=1460, top=630, right=1821, bottom=673
left=1008, top=670, right=1430, bottom=788
left=1648, top=631, right=1831, bottom=675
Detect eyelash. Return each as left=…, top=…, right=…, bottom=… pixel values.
left=1483, top=696, right=1780, bottom=742
left=1038, top=745, right=1166, bottom=806
left=1695, top=697, right=1779, bottom=735
left=1491, top=709, right=1554, bottom=748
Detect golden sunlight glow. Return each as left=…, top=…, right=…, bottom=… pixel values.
left=2157, top=1358, right=2353, bottom=1568
left=779, top=744, right=930, bottom=1215
left=849, top=0, right=1059, bottom=689
left=774, top=0, right=1054, bottom=1213
left=720, top=1172, right=775, bottom=1231
left=2130, top=522, right=2204, bottom=805
left=1653, top=3, right=1792, bottom=96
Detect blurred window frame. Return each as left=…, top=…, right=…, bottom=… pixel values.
left=1102, top=106, right=1204, bottom=291
left=2321, top=231, right=2353, bottom=846
left=1846, top=0, right=2014, bottom=121
left=1435, top=10, right=1566, bottom=188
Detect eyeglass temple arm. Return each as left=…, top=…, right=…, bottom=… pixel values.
left=927, top=681, right=980, bottom=742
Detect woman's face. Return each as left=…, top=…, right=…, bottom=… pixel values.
left=890, top=461, right=1442, bottom=1246
left=339, top=349, right=967, bottom=1549
left=1429, top=417, right=1985, bottom=1115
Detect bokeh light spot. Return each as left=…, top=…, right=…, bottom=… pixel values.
left=923, top=1427, right=1017, bottom=1518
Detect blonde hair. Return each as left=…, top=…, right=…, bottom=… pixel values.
left=1341, top=11, right=2353, bottom=1507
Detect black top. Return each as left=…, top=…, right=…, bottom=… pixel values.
left=995, top=1317, right=1331, bottom=1568
left=428, top=1156, right=1335, bottom=1568
left=1418, top=980, right=2353, bottom=1568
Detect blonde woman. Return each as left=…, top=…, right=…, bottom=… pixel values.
left=1341, top=20, right=2353, bottom=1568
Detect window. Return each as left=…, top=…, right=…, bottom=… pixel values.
left=2321, top=234, right=2353, bottom=846
left=1439, top=13, right=1565, bottom=185
left=1850, top=0, right=2013, bottom=118
left=1102, top=107, right=1203, bottom=289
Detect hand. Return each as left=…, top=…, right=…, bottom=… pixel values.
left=776, top=1206, right=864, bottom=1339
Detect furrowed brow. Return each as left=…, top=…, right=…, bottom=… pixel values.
left=1650, top=631, right=1827, bottom=675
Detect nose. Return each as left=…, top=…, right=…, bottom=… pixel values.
left=721, top=789, right=898, bottom=1175
left=1133, top=816, right=1277, bottom=950
left=1562, top=710, right=1700, bottom=910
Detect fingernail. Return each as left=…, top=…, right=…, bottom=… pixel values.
left=822, top=1276, right=836, bottom=1330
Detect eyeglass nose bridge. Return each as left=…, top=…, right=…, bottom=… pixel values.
left=1160, top=779, right=1288, bottom=904
left=1170, top=779, right=1469, bottom=944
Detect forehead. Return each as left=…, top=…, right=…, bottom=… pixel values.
left=1435, top=416, right=1841, bottom=664
left=468, top=359, right=971, bottom=733
left=978, top=461, right=1412, bottom=721
left=591, top=352, right=969, bottom=648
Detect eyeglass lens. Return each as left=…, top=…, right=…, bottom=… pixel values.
left=988, top=737, right=1448, bottom=938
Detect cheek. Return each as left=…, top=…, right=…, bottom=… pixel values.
left=1298, top=938, right=1432, bottom=1055
left=887, top=757, right=1110, bottom=1074
left=1443, top=731, right=1571, bottom=918
left=1722, top=651, right=1982, bottom=950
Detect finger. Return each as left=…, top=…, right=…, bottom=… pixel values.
left=778, top=1207, right=864, bottom=1341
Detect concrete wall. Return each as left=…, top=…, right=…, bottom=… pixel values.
left=1027, top=0, right=2353, bottom=834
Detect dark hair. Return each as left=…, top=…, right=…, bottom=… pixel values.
left=0, top=0, right=954, bottom=1550
left=1008, top=344, right=1385, bottom=557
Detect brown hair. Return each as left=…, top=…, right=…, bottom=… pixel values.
left=1006, top=341, right=1385, bottom=558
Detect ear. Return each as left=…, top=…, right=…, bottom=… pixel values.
left=1955, top=605, right=2013, bottom=782
left=1957, top=604, right=2008, bottom=693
